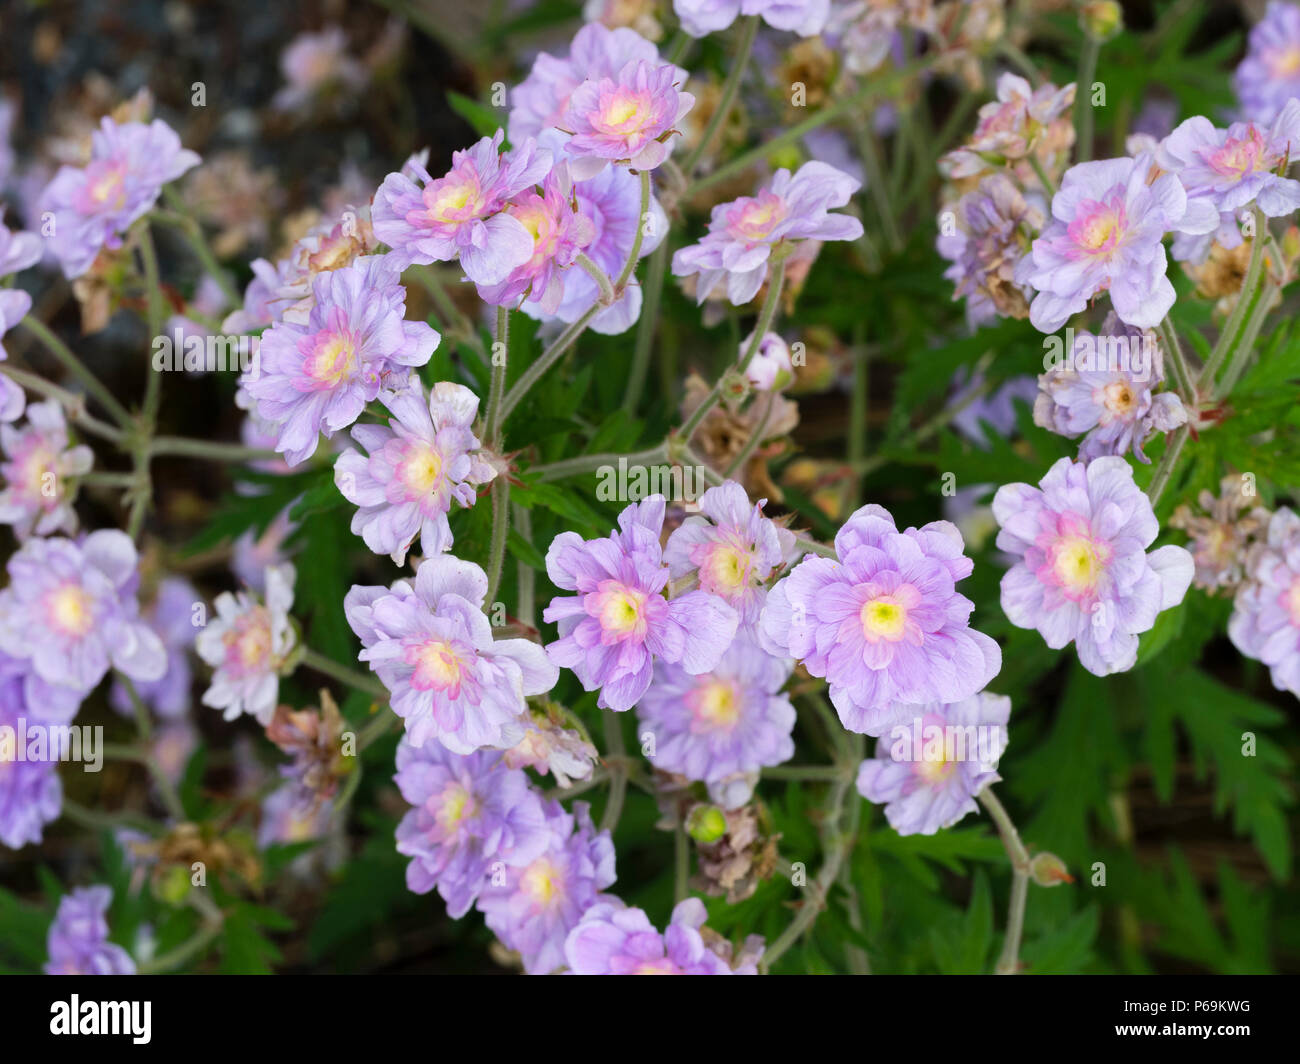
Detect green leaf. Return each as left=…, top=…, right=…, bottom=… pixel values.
left=445, top=91, right=504, bottom=142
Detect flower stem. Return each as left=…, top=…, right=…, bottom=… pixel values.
left=1199, top=210, right=1266, bottom=392
left=622, top=240, right=668, bottom=414
left=1074, top=37, right=1101, bottom=163
left=149, top=436, right=278, bottom=462
left=18, top=316, right=134, bottom=429
left=1156, top=317, right=1193, bottom=399
left=1145, top=424, right=1188, bottom=508
left=978, top=785, right=1031, bottom=975
left=679, top=255, right=788, bottom=443
left=486, top=305, right=510, bottom=446
left=299, top=647, right=389, bottom=701
left=485, top=476, right=511, bottom=605
left=600, top=712, right=628, bottom=834
left=574, top=253, right=616, bottom=306
left=681, top=15, right=759, bottom=176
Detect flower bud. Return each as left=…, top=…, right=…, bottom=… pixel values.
left=686, top=803, right=728, bottom=844
left=1081, top=2, right=1123, bottom=42
left=1029, top=851, right=1073, bottom=887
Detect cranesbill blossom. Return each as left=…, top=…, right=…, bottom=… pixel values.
left=663, top=479, right=796, bottom=624
left=1170, top=475, right=1271, bottom=594
left=1228, top=508, right=1300, bottom=697
left=196, top=563, right=297, bottom=725
left=394, top=739, right=550, bottom=917
left=371, top=130, right=552, bottom=283
left=39, top=117, right=200, bottom=279
left=1015, top=153, right=1217, bottom=333
left=0, top=657, right=67, bottom=849
left=109, top=577, right=198, bottom=720
left=345, top=556, right=558, bottom=753
left=335, top=382, right=496, bottom=564
left=477, top=799, right=616, bottom=975
left=544, top=495, right=740, bottom=712
left=222, top=256, right=293, bottom=334
left=993, top=457, right=1194, bottom=676
left=939, top=73, right=1076, bottom=180
left=474, top=165, right=596, bottom=313
left=1234, top=1, right=1300, bottom=125
left=0, top=287, right=31, bottom=421
left=0, top=530, right=165, bottom=696
left=855, top=691, right=1010, bottom=836
left=44, top=887, right=135, bottom=975
left=636, top=632, right=794, bottom=801
left=758, top=504, right=1001, bottom=735
left=271, top=207, right=383, bottom=326
left=672, top=162, right=864, bottom=306
left=0, top=220, right=42, bottom=276
left=509, top=23, right=685, bottom=145
left=242, top=256, right=439, bottom=466
left=674, top=0, right=830, bottom=38
left=742, top=331, right=794, bottom=391
left=938, top=174, right=1046, bottom=326
left=564, top=897, right=750, bottom=974
left=0, top=399, right=93, bottom=539
left=1156, top=100, right=1300, bottom=223
left=1033, top=316, right=1187, bottom=463
left=559, top=59, right=695, bottom=180
left=525, top=132, right=667, bottom=334
left=273, top=27, right=367, bottom=113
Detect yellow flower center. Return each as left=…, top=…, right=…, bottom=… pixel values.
left=48, top=585, right=95, bottom=637
left=400, top=445, right=443, bottom=497
left=305, top=333, right=358, bottom=388
left=691, top=679, right=741, bottom=730
left=1053, top=535, right=1104, bottom=594
left=520, top=857, right=562, bottom=909
left=860, top=598, right=907, bottom=642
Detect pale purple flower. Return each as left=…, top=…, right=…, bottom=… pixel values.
left=949, top=370, right=1038, bottom=448
left=674, top=0, right=829, bottom=38
left=672, top=162, right=864, bottom=305
left=345, top=556, right=558, bottom=753
left=758, top=505, right=1001, bottom=735
left=44, top=887, right=135, bottom=975
left=742, top=331, right=794, bottom=391
left=0, top=287, right=31, bottom=421
left=856, top=691, right=1010, bottom=836
left=993, top=456, right=1194, bottom=676
left=1015, top=153, right=1217, bottom=333
left=1234, top=1, right=1300, bottom=124
left=523, top=134, right=667, bottom=334
left=474, top=165, right=596, bottom=313
left=273, top=27, right=367, bottom=113
left=0, top=530, right=165, bottom=695
left=477, top=799, right=616, bottom=975
left=258, top=785, right=334, bottom=850
left=544, top=495, right=740, bottom=712
left=1157, top=100, right=1300, bottom=229
left=509, top=23, right=683, bottom=145
left=503, top=706, right=599, bottom=788
left=560, top=59, right=695, bottom=180
left=242, top=255, right=439, bottom=466
left=1229, top=507, right=1300, bottom=697
left=0, top=220, right=42, bottom=276
left=335, top=381, right=495, bottom=564
left=0, top=399, right=92, bottom=539
left=394, top=739, right=550, bottom=917
left=371, top=130, right=553, bottom=282
left=564, top=897, right=751, bottom=974
left=637, top=631, right=794, bottom=802
left=39, top=117, right=200, bottom=279
left=110, top=577, right=198, bottom=720
left=0, top=657, right=66, bottom=849
left=231, top=508, right=296, bottom=592
left=196, top=563, right=296, bottom=725
left=222, top=256, right=292, bottom=334
left=938, top=174, right=1046, bottom=327
left=663, top=479, right=796, bottom=625
left=939, top=73, right=1076, bottom=180
left=1034, top=317, right=1187, bottom=463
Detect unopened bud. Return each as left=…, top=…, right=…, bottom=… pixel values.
left=686, top=803, right=728, bottom=844
left=1081, top=1, right=1122, bottom=42
left=154, top=863, right=193, bottom=906
left=1029, top=851, right=1074, bottom=887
